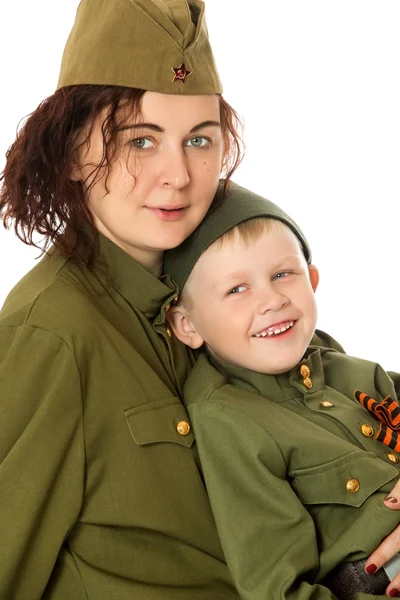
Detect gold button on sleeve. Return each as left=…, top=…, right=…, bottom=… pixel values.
left=320, top=401, right=334, bottom=408
left=361, top=424, right=374, bottom=437
left=300, top=364, right=310, bottom=378
left=387, top=452, right=399, bottom=464
left=176, top=421, right=191, bottom=436
left=346, top=478, right=360, bottom=493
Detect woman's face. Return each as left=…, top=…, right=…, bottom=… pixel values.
left=75, top=92, right=223, bottom=273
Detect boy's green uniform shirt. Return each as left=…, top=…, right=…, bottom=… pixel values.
left=183, top=348, right=400, bottom=600
left=0, top=234, right=239, bottom=599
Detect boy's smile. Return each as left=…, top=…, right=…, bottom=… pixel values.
left=172, top=220, right=319, bottom=375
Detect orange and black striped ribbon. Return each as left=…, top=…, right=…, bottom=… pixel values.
left=355, top=390, right=400, bottom=452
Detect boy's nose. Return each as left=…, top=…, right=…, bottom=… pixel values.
left=257, top=289, right=289, bottom=314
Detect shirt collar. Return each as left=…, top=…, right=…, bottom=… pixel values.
left=209, top=346, right=327, bottom=402
left=92, top=233, right=178, bottom=319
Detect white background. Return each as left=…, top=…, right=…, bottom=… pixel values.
left=0, top=1, right=399, bottom=368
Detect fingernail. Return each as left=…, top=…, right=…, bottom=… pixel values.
left=389, top=589, right=400, bottom=597
left=385, top=496, right=399, bottom=504
left=366, top=564, right=377, bottom=575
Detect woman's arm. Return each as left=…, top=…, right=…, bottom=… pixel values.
left=0, top=325, right=85, bottom=598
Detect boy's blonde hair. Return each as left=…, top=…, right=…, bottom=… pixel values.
left=212, top=217, right=284, bottom=249
left=178, top=218, right=299, bottom=309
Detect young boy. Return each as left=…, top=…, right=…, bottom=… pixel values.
left=164, top=182, right=400, bottom=600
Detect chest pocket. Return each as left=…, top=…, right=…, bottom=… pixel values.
left=125, top=397, right=194, bottom=448
left=292, top=451, right=398, bottom=507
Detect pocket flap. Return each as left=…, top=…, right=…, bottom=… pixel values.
left=293, top=452, right=398, bottom=507
left=125, top=397, right=194, bottom=447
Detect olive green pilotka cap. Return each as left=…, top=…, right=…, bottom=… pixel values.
left=164, top=182, right=312, bottom=291
left=57, top=0, right=222, bottom=94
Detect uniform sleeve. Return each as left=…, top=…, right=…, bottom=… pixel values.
left=188, top=398, right=384, bottom=600
left=387, top=371, right=400, bottom=397
left=0, top=325, right=85, bottom=599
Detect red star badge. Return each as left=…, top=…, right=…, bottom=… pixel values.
left=171, top=63, right=192, bottom=83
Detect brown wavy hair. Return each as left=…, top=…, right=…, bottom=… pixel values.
left=0, top=85, right=244, bottom=260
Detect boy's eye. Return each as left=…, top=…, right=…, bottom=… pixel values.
left=131, top=137, right=154, bottom=149
left=185, top=136, right=210, bottom=148
left=273, top=271, right=291, bottom=281
left=228, top=285, right=247, bottom=295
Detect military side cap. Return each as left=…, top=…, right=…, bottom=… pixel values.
left=57, top=0, right=222, bottom=94
left=164, top=182, right=312, bottom=291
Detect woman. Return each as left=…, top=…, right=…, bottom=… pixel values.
left=1, top=1, right=399, bottom=599
left=0, top=0, right=243, bottom=598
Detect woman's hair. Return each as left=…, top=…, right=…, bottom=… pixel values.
left=0, top=85, right=243, bottom=260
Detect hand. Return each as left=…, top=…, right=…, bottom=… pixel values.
left=382, top=480, right=400, bottom=510
left=365, top=480, right=400, bottom=597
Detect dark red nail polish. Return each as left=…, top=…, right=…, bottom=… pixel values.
left=385, top=496, right=399, bottom=504
left=366, top=564, right=377, bottom=575
left=389, top=589, right=400, bottom=597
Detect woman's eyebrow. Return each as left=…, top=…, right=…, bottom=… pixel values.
left=117, top=120, right=221, bottom=133
left=117, top=123, right=163, bottom=132
left=190, top=120, right=221, bottom=132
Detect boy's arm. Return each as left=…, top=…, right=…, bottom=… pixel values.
left=188, top=397, right=384, bottom=600
left=387, top=371, right=400, bottom=397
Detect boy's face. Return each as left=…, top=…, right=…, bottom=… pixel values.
left=171, top=222, right=319, bottom=375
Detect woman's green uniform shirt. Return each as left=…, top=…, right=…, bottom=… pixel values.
left=0, top=234, right=240, bottom=599
left=183, top=346, right=400, bottom=600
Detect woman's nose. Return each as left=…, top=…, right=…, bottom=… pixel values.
left=158, top=148, right=190, bottom=189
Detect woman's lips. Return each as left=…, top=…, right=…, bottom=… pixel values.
left=146, top=206, right=187, bottom=221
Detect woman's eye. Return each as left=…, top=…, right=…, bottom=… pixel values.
left=228, top=285, right=247, bottom=295
left=131, top=137, right=154, bottom=149
left=186, top=136, right=210, bottom=148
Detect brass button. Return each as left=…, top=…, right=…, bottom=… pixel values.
left=166, top=327, right=172, bottom=338
left=165, top=303, right=171, bottom=312
left=303, top=377, right=313, bottom=389
left=300, top=364, right=310, bottom=378
left=346, top=478, right=360, bottom=493
left=320, top=401, right=334, bottom=408
left=361, top=424, right=374, bottom=437
left=176, top=421, right=191, bottom=436
left=387, top=452, right=399, bottom=464
left=173, top=295, right=179, bottom=304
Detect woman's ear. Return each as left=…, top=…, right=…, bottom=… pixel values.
left=167, top=307, right=204, bottom=349
left=308, top=265, right=319, bottom=292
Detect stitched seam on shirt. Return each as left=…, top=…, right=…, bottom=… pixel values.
left=0, top=323, right=87, bottom=507
left=15, top=257, right=74, bottom=325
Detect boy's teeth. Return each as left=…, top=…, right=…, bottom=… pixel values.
left=254, top=321, right=294, bottom=338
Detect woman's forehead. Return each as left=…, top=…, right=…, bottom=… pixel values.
left=123, top=92, right=221, bottom=126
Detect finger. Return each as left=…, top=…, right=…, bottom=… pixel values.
left=384, top=480, right=400, bottom=510
left=365, top=526, right=400, bottom=573
left=384, top=496, right=400, bottom=509
left=386, top=571, right=400, bottom=598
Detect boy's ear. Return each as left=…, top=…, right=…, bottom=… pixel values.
left=308, top=265, right=319, bottom=292
left=167, top=307, right=204, bottom=349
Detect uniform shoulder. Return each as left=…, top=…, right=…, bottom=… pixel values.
left=0, top=251, right=107, bottom=342
left=183, top=353, right=228, bottom=407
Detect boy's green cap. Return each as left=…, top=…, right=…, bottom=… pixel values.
left=164, top=182, right=312, bottom=291
left=57, top=0, right=222, bottom=94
